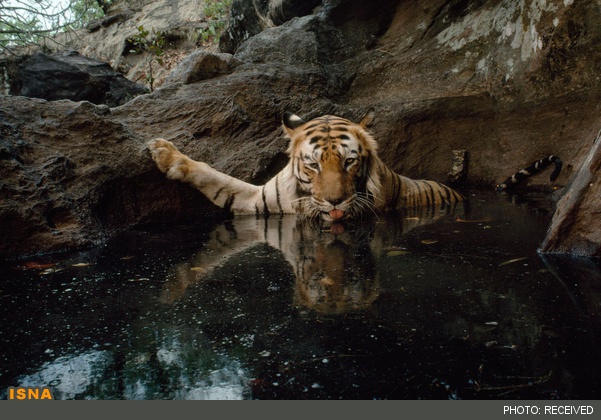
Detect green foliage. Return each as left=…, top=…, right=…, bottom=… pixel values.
left=66, top=0, right=107, bottom=30
left=0, top=14, right=44, bottom=48
left=127, top=25, right=167, bottom=92
left=0, top=0, right=107, bottom=52
left=198, top=0, right=233, bottom=44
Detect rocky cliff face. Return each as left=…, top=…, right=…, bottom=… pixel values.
left=2, top=0, right=601, bottom=258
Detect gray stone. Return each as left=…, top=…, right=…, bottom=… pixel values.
left=9, top=51, right=148, bottom=107
left=219, top=0, right=322, bottom=54
left=164, top=51, right=242, bottom=85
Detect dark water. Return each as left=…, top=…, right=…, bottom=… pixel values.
left=1, top=190, right=601, bottom=400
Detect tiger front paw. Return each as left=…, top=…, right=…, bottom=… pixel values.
left=147, top=138, right=191, bottom=180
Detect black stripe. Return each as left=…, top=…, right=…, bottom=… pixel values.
left=425, top=181, right=437, bottom=208
left=261, top=186, right=270, bottom=215
left=391, top=170, right=400, bottom=207
left=420, top=181, right=431, bottom=208
left=549, top=157, right=562, bottom=181
left=409, top=178, right=419, bottom=207
left=309, top=136, right=323, bottom=144
left=278, top=218, right=283, bottom=250
left=434, top=185, right=445, bottom=210
left=224, top=195, right=235, bottom=212
left=440, top=184, right=453, bottom=203
left=213, top=187, right=225, bottom=201
left=304, top=122, right=321, bottom=130
left=275, top=174, right=283, bottom=214
left=399, top=176, right=409, bottom=207
left=438, top=184, right=450, bottom=205
left=295, top=157, right=303, bottom=179
left=263, top=218, right=269, bottom=240
left=416, top=180, right=423, bottom=207
left=392, top=174, right=400, bottom=207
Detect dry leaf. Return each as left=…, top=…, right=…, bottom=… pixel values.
left=499, top=257, right=528, bottom=267
left=455, top=217, right=493, bottom=223
left=387, top=250, right=410, bottom=257
left=14, top=262, right=56, bottom=270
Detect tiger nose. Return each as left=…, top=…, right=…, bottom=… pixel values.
left=326, top=197, right=344, bottom=206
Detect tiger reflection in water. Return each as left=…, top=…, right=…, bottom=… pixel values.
left=160, top=204, right=461, bottom=314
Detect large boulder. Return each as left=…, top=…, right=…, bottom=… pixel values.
left=219, top=0, right=322, bottom=54
left=0, top=98, right=214, bottom=257
left=9, top=51, right=149, bottom=107
left=539, top=134, right=601, bottom=256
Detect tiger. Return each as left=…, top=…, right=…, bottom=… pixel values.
left=147, top=109, right=464, bottom=222
left=160, top=208, right=456, bottom=314
left=496, top=155, right=563, bottom=191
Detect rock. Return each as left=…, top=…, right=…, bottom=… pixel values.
left=447, top=150, right=469, bottom=187
left=9, top=51, right=148, bottom=107
left=2, top=0, right=601, bottom=259
left=0, top=97, right=218, bottom=258
left=164, top=51, right=242, bottom=85
left=87, top=10, right=134, bottom=32
left=219, top=0, right=322, bottom=54
left=22, top=0, right=209, bottom=90
left=539, top=134, right=601, bottom=257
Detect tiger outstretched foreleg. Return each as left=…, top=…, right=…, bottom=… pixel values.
left=147, top=138, right=262, bottom=213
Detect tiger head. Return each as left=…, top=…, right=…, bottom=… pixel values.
left=282, top=110, right=381, bottom=222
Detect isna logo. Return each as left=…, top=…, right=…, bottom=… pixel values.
left=7, top=386, right=54, bottom=400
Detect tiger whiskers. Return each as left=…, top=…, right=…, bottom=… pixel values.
left=290, top=195, right=313, bottom=215
left=352, top=192, right=379, bottom=220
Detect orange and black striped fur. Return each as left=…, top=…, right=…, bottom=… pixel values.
left=496, top=155, right=562, bottom=191
left=148, top=110, right=464, bottom=222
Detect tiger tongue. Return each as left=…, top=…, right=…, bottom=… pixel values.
left=329, top=209, right=345, bottom=221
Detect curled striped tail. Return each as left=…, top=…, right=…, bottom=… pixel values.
left=497, top=155, right=562, bottom=191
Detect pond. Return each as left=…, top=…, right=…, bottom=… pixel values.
left=1, top=189, right=600, bottom=400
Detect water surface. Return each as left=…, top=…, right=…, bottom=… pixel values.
left=1, top=190, right=600, bottom=399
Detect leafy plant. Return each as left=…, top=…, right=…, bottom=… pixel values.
left=198, top=0, right=233, bottom=45
left=128, top=25, right=166, bottom=92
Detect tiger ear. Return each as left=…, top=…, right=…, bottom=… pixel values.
left=282, top=112, right=306, bottom=135
left=359, top=108, right=375, bottom=129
